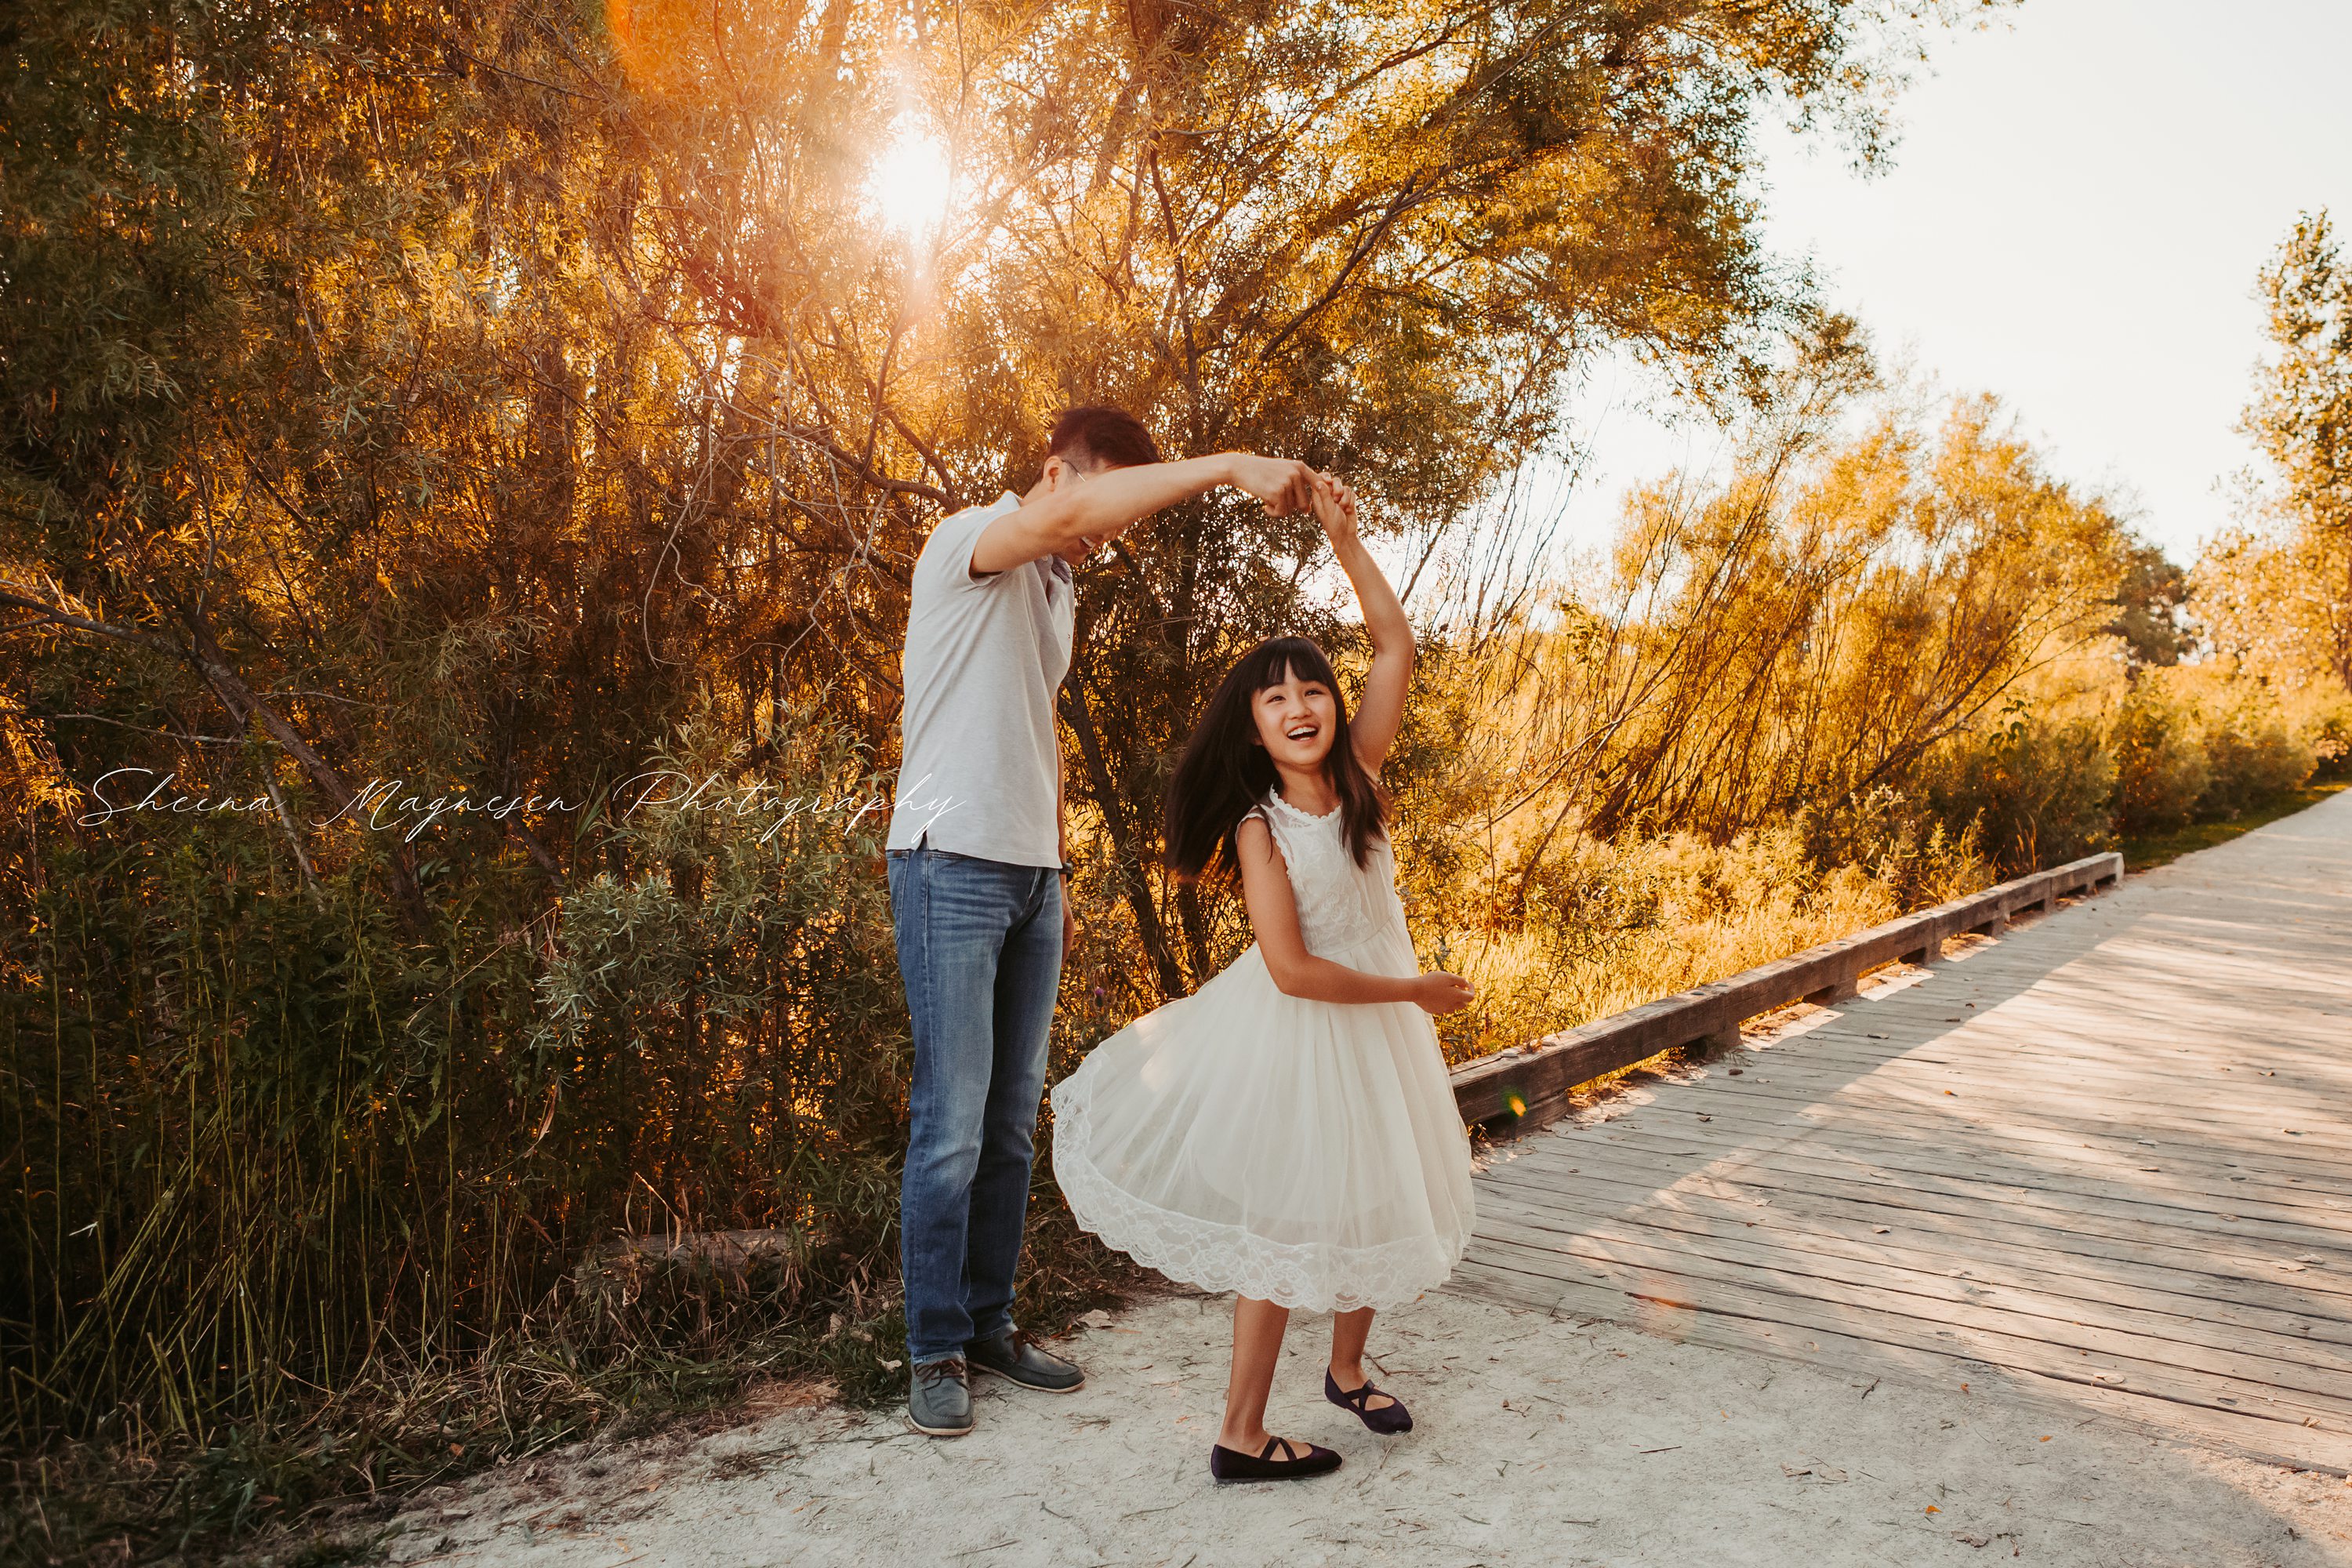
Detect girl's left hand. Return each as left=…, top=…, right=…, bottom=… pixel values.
left=1410, top=971, right=1475, bottom=1016
left=1310, top=472, right=1359, bottom=545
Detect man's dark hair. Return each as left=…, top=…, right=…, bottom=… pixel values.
left=1047, top=405, right=1162, bottom=470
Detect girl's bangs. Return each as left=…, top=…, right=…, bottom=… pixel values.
left=1246, top=638, right=1335, bottom=695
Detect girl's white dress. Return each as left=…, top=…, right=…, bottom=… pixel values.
left=1051, top=789, right=1475, bottom=1312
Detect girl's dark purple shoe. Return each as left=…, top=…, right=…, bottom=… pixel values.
left=1326, top=1368, right=1414, bottom=1434
left=1208, top=1435, right=1342, bottom=1483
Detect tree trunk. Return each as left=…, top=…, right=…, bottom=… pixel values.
left=1061, top=676, right=1186, bottom=1000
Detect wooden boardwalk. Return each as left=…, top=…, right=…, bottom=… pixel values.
left=1451, top=789, right=2352, bottom=1472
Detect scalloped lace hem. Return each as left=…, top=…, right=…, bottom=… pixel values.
left=1052, top=1079, right=1467, bottom=1313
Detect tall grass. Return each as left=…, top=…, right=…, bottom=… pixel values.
left=0, top=705, right=1134, bottom=1563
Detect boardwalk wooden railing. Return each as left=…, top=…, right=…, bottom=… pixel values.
left=1450, top=851, right=2125, bottom=1135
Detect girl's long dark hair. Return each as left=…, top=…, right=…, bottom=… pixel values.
left=1163, top=636, right=1388, bottom=883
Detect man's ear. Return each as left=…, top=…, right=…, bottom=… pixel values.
left=1044, top=452, right=1103, bottom=492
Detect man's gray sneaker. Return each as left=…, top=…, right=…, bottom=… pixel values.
left=907, top=1356, right=974, bottom=1436
left=966, top=1328, right=1084, bottom=1392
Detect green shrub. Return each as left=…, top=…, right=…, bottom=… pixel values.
left=2195, top=706, right=2314, bottom=818
left=2303, top=696, right=2352, bottom=782
left=1804, top=784, right=1993, bottom=911
left=2108, top=688, right=2210, bottom=835
left=1924, top=704, right=2114, bottom=876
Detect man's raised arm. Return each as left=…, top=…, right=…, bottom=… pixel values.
left=969, top=453, right=1320, bottom=575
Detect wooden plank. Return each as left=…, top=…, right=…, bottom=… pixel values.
left=1703, top=1054, right=2352, bottom=1119
left=1555, top=1098, right=2352, bottom=1212
left=1593, top=1076, right=2352, bottom=1187
left=1711, top=1070, right=2352, bottom=1131
left=1477, top=1166, right=2352, bottom=1326
left=1546, top=1120, right=2352, bottom=1237
left=1735, top=1026, right=2352, bottom=1097
left=1468, top=1201, right=2352, bottom=1384
left=1451, top=1249, right=2352, bottom=1460
left=1553, top=1078, right=2352, bottom=1187
left=1758, top=991, right=2352, bottom=1055
left=1766, top=1011, right=2352, bottom=1071
left=1588, top=1054, right=2352, bottom=1156
left=1639, top=1066, right=2352, bottom=1160
left=1643, top=1054, right=2352, bottom=1157
left=1454, top=1233, right=2352, bottom=1436
left=1484, top=1143, right=2352, bottom=1282
left=1461, top=1225, right=2352, bottom=1428
left=1472, top=1184, right=2352, bottom=1351
left=1497, top=1135, right=2352, bottom=1263
left=1479, top=1152, right=2352, bottom=1305
left=1473, top=1162, right=2352, bottom=1324
left=1447, top=789, right=2352, bottom=1475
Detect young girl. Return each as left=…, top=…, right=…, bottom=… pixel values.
left=1051, top=473, right=1476, bottom=1483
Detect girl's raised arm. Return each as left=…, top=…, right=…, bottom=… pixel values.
left=1311, top=475, right=1410, bottom=776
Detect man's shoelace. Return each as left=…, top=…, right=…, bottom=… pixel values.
left=916, top=1357, right=967, bottom=1386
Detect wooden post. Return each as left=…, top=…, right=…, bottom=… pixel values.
left=1805, top=975, right=1861, bottom=1005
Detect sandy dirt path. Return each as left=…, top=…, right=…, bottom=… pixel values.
left=386, top=1282, right=2352, bottom=1567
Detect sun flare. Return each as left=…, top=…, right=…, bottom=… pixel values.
left=869, top=118, right=953, bottom=240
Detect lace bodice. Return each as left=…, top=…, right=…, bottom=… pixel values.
left=1247, top=789, right=1406, bottom=956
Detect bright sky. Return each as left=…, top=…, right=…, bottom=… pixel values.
left=1563, top=0, right=2352, bottom=563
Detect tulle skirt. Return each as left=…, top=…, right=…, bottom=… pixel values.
left=1049, top=917, right=1475, bottom=1312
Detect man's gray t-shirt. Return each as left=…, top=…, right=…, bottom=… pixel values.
left=887, top=492, right=1073, bottom=866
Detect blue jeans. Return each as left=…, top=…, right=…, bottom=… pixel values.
left=887, top=844, right=1065, bottom=1365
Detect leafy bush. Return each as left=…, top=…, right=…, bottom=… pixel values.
left=1923, top=704, right=2115, bottom=876
left=2195, top=706, right=2314, bottom=818
left=2107, top=688, right=2211, bottom=835
left=2300, top=695, right=2352, bottom=782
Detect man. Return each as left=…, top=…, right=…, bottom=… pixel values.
left=887, top=406, right=1319, bottom=1437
